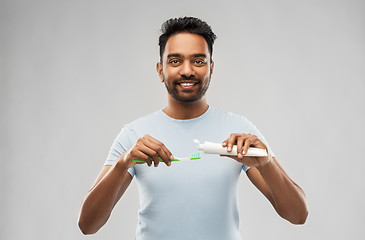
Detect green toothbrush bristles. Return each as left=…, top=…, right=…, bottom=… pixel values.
left=189, top=152, right=201, bottom=160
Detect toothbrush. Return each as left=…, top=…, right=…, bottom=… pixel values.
left=132, top=153, right=201, bottom=163
left=193, top=139, right=267, bottom=157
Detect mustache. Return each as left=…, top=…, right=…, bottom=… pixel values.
left=174, top=75, right=200, bottom=83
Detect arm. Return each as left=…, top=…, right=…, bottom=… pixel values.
left=78, top=134, right=174, bottom=234
left=78, top=162, right=133, bottom=234
left=247, top=157, right=308, bottom=224
left=223, top=133, right=308, bottom=224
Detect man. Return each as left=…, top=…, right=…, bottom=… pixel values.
left=78, top=17, right=308, bottom=239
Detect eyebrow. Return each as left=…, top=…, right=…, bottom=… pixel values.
left=167, top=53, right=207, bottom=59
left=192, top=53, right=207, bottom=58
left=167, top=53, right=182, bottom=59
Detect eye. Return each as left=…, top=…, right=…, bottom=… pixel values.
left=169, top=59, right=181, bottom=65
left=194, top=59, right=206, bottom=65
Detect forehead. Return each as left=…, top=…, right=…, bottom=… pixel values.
left=163, top=33, right=210, bottom=59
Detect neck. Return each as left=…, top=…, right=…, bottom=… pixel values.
left=163, top=96, right=209, bottom=120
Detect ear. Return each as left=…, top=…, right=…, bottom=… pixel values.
left=210, top=60, right=214, bottom=75
left=156, top=62, right=164, bottom=82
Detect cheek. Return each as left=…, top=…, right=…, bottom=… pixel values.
left=198, top=65, right=210, bottom=74
left=163, top=68, right=176, bottom=79
left=200, top=68, right=211, bottom=79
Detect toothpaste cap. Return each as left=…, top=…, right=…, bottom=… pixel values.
left=193, top=139, right=203, bottom=150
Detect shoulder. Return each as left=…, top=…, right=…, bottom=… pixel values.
left=210, top=107, right=252, bottom=125
left=125, top=110, right=162, bottom=129
left=117, top=110, right=166, bottom=139
left=208, top=107, right=261, bottom=136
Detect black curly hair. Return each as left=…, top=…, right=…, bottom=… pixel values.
left=158, top=17, right=217, bottom=62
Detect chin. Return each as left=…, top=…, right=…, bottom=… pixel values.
left=170, top=92, right=200, bottom=102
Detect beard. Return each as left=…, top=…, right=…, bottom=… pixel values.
left=163, top=75, right=210, bottom=103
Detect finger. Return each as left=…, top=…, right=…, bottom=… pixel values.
left=151, top=154, right=160, bottom=167
left=227, top=133, right=239, bottom=152
left=149, top=141, right=172, bottom=167
left=131, top=148, right=153, bottom=166
left=140, top=142, right=161, bottom=167
left=155, top=147, right=172, bottom=167
left=253, top=138, right=266, bottom=150
left=134, top=138, right=154, bottom=166
left=146, top=138, right=171, bottom=167
left=146, top=135, right=173, bottom=159
left=242, top=136, right=253, bottom=156
left=236, top=137, right=245, bottom=159
left=143, top=136, right=173, bottom=167
left=222, top=139, right=228, bottom=147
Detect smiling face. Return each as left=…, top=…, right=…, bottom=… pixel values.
left=157, top=33, right=214, bottom=103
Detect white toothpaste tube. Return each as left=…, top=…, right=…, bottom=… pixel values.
left=193, top=139, right=267, bottom=157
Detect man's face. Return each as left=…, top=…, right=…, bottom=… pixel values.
left=157, top=33, right=214, bottom=103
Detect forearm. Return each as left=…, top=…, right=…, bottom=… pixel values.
left=256, top=159, right=308, bottom=224
left=78, top=161, right=130, bottom=234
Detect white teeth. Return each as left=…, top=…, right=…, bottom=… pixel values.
left=180, top=83, right=195, bottom=86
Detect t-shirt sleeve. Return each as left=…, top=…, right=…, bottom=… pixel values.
left=104, top=125, right=136, bottom=177
left=242, top=164, right=250, bottom=172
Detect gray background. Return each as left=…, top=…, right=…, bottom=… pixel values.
left=1, top=0, right=364, bottom=239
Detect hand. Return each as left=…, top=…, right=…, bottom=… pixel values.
left=118, top=134, right=174, bottom=168
left=221, top=133, right=270, bottom=168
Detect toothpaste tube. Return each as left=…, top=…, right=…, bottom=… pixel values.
left=193, top=139, right=267, bottom=157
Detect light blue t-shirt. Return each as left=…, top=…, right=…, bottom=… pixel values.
left=105, top=106, right=274, bottom=240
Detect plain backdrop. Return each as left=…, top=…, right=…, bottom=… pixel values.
left=1, top=0, right=365, bottom=239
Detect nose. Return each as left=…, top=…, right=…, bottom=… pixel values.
left=179, top=61, right=195, bottom=78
